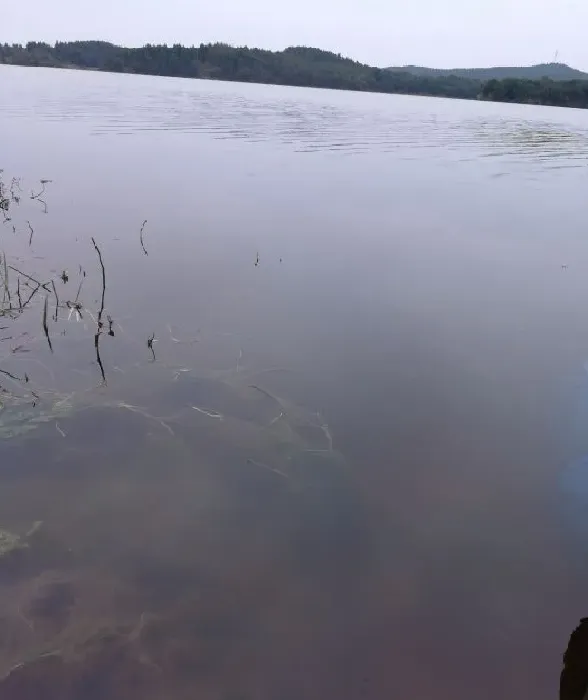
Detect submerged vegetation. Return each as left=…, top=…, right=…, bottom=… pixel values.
left=0, top=167, right=350, bottom=491
left=0, top=166, right=365, bottom=696
left=0, top=168, right=334, bottom=450
left=0, top=521, right=42, bottom=559
left=0, top=171, right=84, bottom=417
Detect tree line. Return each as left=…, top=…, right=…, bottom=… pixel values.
left=2, top=41, right=588, bottom=108
left=480, top=77, right=588, bottom=108
left=0, top=41, right=480, bottom=98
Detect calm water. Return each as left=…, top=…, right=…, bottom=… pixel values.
left=2, top=65, right=588, bottom=699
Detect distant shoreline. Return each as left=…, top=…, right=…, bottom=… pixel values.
left=2, top=42, right=588, bottom=109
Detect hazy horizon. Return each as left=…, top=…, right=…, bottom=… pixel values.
left=4, top=0, right=588, bottom=72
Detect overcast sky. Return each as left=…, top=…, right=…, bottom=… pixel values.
left=4, top=0, right=588, bottom=69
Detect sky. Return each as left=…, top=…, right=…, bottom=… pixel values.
left=4, top=0, right=588, bottom=70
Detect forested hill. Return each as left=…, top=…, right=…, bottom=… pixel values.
left=386, top=62, right=588, bottom=81
left=3, top=42, right=588, bottom=109
left=0, top=41, right=481, bottom=99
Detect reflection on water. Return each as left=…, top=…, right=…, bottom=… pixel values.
left=2, top=65, right=588, bottom=698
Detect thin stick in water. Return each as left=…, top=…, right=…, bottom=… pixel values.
left=91, top=238, right=106, bottom=318
left=246, top=458, right=288, bottom=479
left=0, top=368, right=24, bottom=383
left=1, top=253, right=10, bottom=305
left=74, top=276, right=84, bottom=304
left=140, top=220, right=148, bottom=256
left=51, top=280, right=59, bottom=321
left=22, top=282, right=41, bottom=310
left=42, top=295, right=53, bottom=353
left=30, top=181, right=47, bottom=200
left=147, top=332, right=156, bottom=362
left=8, top=265, right=51, bottom=291
left=91, top=238, right=107, bottom=384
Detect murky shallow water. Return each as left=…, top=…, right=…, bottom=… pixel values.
left=2, top=65, right=588, bottom=698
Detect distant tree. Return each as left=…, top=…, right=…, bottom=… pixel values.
left=481, top=76, right=588, bottom=108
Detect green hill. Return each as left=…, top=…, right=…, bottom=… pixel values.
left=386, top=62, right=588, bottom=81
left=4, top=43, right=588, bottom=108
left=0, top=42, right=482, bottom=99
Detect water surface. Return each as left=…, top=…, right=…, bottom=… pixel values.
left=1, top=65, right=588, bottom=699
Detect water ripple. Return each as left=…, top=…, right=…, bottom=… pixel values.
left=2, top=65, right=588, bottom=171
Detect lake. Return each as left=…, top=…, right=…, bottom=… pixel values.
left=1, top=64, right=588, bottom=699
